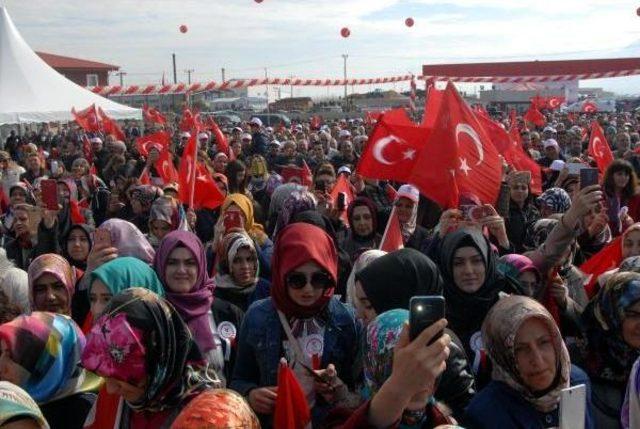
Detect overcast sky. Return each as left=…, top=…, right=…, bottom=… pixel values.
left=3, top=0, right=640, bottom=97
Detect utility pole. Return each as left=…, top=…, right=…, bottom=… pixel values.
left=221, top=67, right=226, bottom=82
left=184, top=69, right=194, bottom=84
left=116, top=71, right=127, bottom=86
left=342, top=54, right=348, bottom=109
left=172, top=53, right=177, bottom=84
left=289, top=75, right=294, bottom=98
left=265, top=67, right=270, bottom=113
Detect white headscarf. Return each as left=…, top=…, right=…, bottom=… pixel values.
left=346, top=249, right=387, bottom=306
left=0, top=249, right=29, bottom=313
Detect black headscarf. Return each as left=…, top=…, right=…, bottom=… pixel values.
left=356, top=248, right=442, bottom=314
left=439, top=229, right=521, bottom=341
left=62, top=223, right=94, bottom=270
left=347, top=197, right=378, bottom=241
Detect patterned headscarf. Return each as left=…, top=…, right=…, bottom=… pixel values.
left=274, top=190, right=317, bottom=236
left=27, top=254, right=76, bottom=311
left=170, top=389, right=260, bottom=429
left=130, top=185, right=163, bottom=207
left=536, top=187, right=571, bottom=214
left=81, top=288, right=216, bottom=413
left=497, top=254, right=542, bottom=297
left=482, top=295, right=570, bottom=412
left=98, top=219, right=155, bottom=264
left=0, top=312, right=100, bottom=403
left=0, top=381, right=49, bottom=428
left=364, top=309, right=408, bottom=398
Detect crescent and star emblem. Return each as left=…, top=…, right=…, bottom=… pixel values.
left=455, top=123, right=484, bottom=176
left=372, top=135, right=416, bottom=165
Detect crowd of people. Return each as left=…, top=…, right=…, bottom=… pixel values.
left=0, top=105, right=639, bottom=428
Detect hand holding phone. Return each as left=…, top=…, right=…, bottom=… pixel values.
left=40, top=179, right=59, bottom=211
left=337, top=192, right=347, bottom=211
left=93, top=229, right=112, bottom=249
left=580, top=167, right=599, bottom=189
left=409, top=296, right=446, bottom=342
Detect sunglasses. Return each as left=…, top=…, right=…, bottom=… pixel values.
left=286, top=271, right=334, bottom=290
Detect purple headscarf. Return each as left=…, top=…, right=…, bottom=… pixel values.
left=153, top=230, right=216, bottom=353
left=99, top=219, right=155, bottom=264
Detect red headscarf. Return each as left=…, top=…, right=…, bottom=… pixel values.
left=271, top=223, right=337, bottom=318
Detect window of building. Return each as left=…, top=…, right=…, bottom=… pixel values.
left=86, top=74, right=99, bottom=86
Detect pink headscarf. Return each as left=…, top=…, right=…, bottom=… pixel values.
left=98, top=219, right=155, bottom=264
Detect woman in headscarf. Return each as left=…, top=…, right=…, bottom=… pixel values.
left=170, top=389, right=259, bottom=429
left=267, top=182, right=305, bottom=235
left=573, top=272, right=640, bottom=428
left=56, top=178, right=93, bottom=236
left=81, top=288, right=218, bottom=428
left=147, top=196, right=179, bottom=249
left=340, top=197, right=381, bottom=262
left=128, top=185, right=163, bottom=233
left=0, top=312, right=101, bottom=428
left=213, top=232, right=270, bottom=312
left=94, top=218, right=155, bottom=264
left=247, top=155, right=271, bottom=224
left=219, top=193, right=273, bottom=276
left=231, top=223, right=359, bottom=428
left=498, top=170, right=540, bottom=253
left=225, top=160, right=249, bottom=196
left=0, top=381, right=49, bottom=429
left=438, top=229, right=521, bottom=377
left=603, top=159, right=640, bottom=236
left=353, top=248, right=475, bottom=420
left=27, top=254, right=76, bottom=316
left=0, top=183, right=34, bottom=233
left=394, top=185, right=431, bottom=253
left=465, top=295, right=594, bottom=428
left=62, top=223, right=93, bottom=271
left=273, top=189, right=317, bottom=237
left=497, top=254, right=542, bottom=297
left=0, top=249, right=29, bottom=317
left=345, top=249, right=386, bottom=307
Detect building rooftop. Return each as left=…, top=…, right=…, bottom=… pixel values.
left=36, top=52, right=119, bottom=71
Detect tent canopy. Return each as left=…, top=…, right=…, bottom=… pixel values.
left=0, top=6, right=140, bottom=125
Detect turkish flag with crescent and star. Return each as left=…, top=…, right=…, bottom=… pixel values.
left=72, top=104, right=102, bottom=133
left=546, top=96, right=565, bottom=110
left=412, top=81, right=502, bottom=208
left=155, top=149, right=179, bottom=185
left=136, top=131, right=171, bottom=157
left=588, top=121, right=614, bottom=174
left=143, top=104, right=167, bottom=125
left=582, top=101, right=598, bottom=113
left=98, top=107, right=126, bottom=141
left=523, top=102, right=546, bottom=127
left=205, top=116, right=230, bottom=156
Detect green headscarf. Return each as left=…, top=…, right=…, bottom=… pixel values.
left=89, top=257, right=165, bottom=297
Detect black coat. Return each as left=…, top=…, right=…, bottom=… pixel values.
left=212, top=298, right=245, bottom=383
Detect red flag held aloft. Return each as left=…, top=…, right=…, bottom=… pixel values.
left=98, top=107, right=126, bottom=141
left=136, top=131, right=171, bottom=157
left=379, top=206, right=404, bottom=252
left=588, top=121, right=614, bottom=175
left=180, top=108, right=201, bottom=132
left=178, top=133, right=198, bottom=208
left=421, top=87, right=443, bottom=129
left=72, top=104, right=101, bottom=133
left=155, top=150, right=179, bottom=185
left=82, top=135, right=94, bottom=164
left=206, top=116, right=230, bottom=156
left=192, top=163, right=226, bottom=210
left=139, top=168, right=151, bottom=185
left=142, top=104, right=167, bottom=125
left=523, top=103, right=546, bottom=127
left=580, top=236, right=623, bottom=298
left=329, top=174, right=355, bottom=226
left=582, top=101, right=598, bottom=113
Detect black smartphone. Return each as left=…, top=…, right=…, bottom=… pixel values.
left=337, top=192, right=347, bottom=210
left=409, top=296, right=445, bottom=343
left=580, top=167, right=599, bottom=189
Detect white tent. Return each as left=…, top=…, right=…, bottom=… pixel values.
left=0, top=6, right=140, bottom=125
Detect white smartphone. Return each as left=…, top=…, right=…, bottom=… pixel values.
left=559, top=384, right=586, bottom=429
left=566, top=162, right=584, bottom=176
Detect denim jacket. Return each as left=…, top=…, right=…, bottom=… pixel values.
left=230, top=296, right=360, bottom=397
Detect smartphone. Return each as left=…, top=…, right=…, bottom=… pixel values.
left=409, top=296, right=445, bottom=342
left=315, top=180, right=326, bottom=193
left=300, top=362, right=326, bottom=383
left=50, top=160, right=59, bottom=176
left=223, top=210, right=243, bottom=232
left=40, top=179, right=58, bottom=210
left=337, top=192, right=347, bottom=211
left=94, top=229, right=112, bottom=249
left=580, top=167, right=599, bottom=189
left=559, top=384, right=586, bottom=429
left=566, top=162, right=584, bottom=176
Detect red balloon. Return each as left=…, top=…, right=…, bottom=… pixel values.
left=179, top=24, right=188, bottom=33
left=405, top=17, right=414, bottom=27
left=340, top=27, right=350, bottom=38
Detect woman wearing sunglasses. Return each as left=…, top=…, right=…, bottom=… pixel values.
left=230, top=222, right=359, bottom=428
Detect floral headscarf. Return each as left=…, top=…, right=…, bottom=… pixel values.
left=0, top=312, right=100, bottom=403
left=82, top=288, right=216, bottom=413
left=497, top=254, right=542, bottom=297
left=170, top=389, right=260, bottom=429
left=364, top=309, right=408, bottom=398
left=0, top=381, right=49, bottom=428
left=274, top=190, right=317, bottom=236
left=98, top=219, right=155, bottom=264
left=27, top=254, right=76, bottom=310
left=130, top=185, right=163, bottom=208
left=536, top=187, right=571, bottom=214
left=482, top=295, right=570, bottom=412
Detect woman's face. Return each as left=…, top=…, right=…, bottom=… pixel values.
left=150, top=220, right=171, bottom=241
left=213, top=156, right=228, bottom=173
left=622, top=300, right=640, bottom=349
left=231, top=247, right=257, bottom=287
left=514, top=318, right=557, bottom=392
left=451, top=246, right=486, bottom=293
left=236, top=169, right=246, bottom=184
left=104, top=376, right=146, bottom=403
left=9, top=189, right=26, bottom=206
left=72, top=163, right=86, bottom=179
left=0, top=341, right=29, bottom=387
left=32, top=273, right=69, bottom=315
left=396, top=197, right=414, bottom=224
left=130, top=199, right=143, bottom=215
left=67, top=228, right=90, bottom=262
left=614, top=170, right=630, bottom=190
left=354, top=280, right=377, bottom=327
left=89, top=279, right=112, bottom=318
left=2, top=417, right=42, bottom=429
left=510, top=183, right=529, bottom=205
left=286, top=262, right=330, bottom=307
left=518, top=271, right=539, bottom=297
left=352, top=205, right=373, bottom=237
left=622, top=230, right=640, bottom=259
left=164, top=247, right=198, bottom=293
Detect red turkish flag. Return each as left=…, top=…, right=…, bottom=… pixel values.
left=72, top=104, right=102, bottom=133
left=205, top=116, right=230, bottom=156
left=136, top=131, right=171, bottom=157
left=523, top=103, right=546, bottom=127
left=379, top=207, right=404, bottom=252
left=273, top=362, right=311, bottom=429
left=97, top=107, right=126, bottom=141
left=82, top=135, right=93, bottom=164
left=582, top=101, right=598, bottom=113
left=180, top=108, right=201, bottom=132
left=138, top=167, right=151, bottom=185
left=580, top=236, right=623, bottom=298
left=178, top=133, right=198, bottom=208
left=357, top=114, right=428, bottom=182
left=421, top=87, right=443, bottom=129
left=588, top=121, right=614, bottom=174
left=192, top=163, right=225, bottom=210
left=530, top=94, right=546, bottom=110
left=546, top=96, right=565, bottom=110
left=155, top=150, right=179, bottom=185
left=508, top=108, right=517, bottom=130
left=301, top=160, right=313, bottom=187
left=330, top=174, right=355, bottom=226
left=142, top=104, right=167, bottom=125
left=413, top=82, right=502, bottom=208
